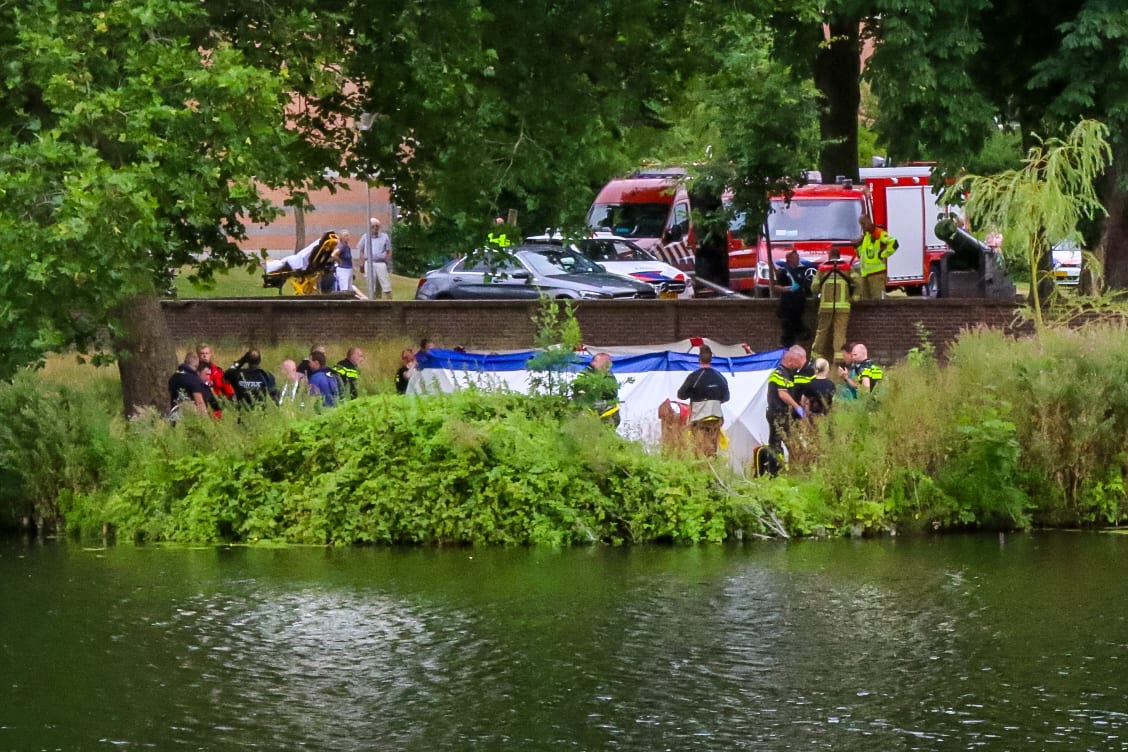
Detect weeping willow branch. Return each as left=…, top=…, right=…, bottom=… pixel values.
left=942, top=119, right=1112, bottom=330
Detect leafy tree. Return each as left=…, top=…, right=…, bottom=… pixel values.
left=0, top=0, right=353, bottom=413
left=871, top=0, right=1128, bottom=286
left=347, top=0, right=708, bottom=265
left=943, top=120, right=1111, bottom=328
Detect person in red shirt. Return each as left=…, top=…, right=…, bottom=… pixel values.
left=196, top=343, right=235, bottom=400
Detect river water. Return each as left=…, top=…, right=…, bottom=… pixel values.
left=2, top=532, right=1127, bottom=751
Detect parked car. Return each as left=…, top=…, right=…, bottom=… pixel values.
left=526, top=233, right=693, bottom=299
left=415, top=245, right=658, bottom=300
left=1051, top=242, right=1082, bottom=286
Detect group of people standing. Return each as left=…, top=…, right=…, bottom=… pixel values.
left=167, top=343, right=367, bottom=419
left=325, top=218, right=395, bottom=298
left=263, top=217, right=394, bottom=298
left=763, top=340, right=883, bottom=472
left=568, top=336, right=883, bottom=466
left=775, top=213, right=899, bottom=362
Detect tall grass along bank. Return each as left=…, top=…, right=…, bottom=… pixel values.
left=8, top=325, right=1128, bottom=543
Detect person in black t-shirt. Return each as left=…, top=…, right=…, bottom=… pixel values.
left=224, top=349, right=278, bottom=406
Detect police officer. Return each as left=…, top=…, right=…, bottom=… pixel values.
left=856, top=214, right=898, bottom=300
left=333, top=347, right=365, bottom=400
left=224, top=349, right=278, bottom=406
left=766, top=346, right=807, bottom=469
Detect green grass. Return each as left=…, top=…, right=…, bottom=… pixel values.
left=173, top=264, right=421, bottom=300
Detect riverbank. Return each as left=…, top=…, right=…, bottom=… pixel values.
left=5, top=322, right=1128, bottom=543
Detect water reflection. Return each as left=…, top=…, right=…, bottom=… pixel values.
left=2, top=534, right=1128, bottom=750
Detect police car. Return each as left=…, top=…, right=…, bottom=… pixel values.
left=526, top=233, right=694, bottom=299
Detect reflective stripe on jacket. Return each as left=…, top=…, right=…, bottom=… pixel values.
left=812, top=263, right=853, bottom=310
left=857, top=228, right=898, bottom=277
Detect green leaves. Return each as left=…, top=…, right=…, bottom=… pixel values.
left=0, top=0, right=355, bottom=379
left=90, top=391, right=736, bottom=545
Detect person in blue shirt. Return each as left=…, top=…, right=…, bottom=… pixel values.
left=307, top=351, right=341, bottom=408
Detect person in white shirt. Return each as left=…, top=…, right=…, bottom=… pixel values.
left=357, top=217, right=393, bottom=299
left=277, top=359, right=307, bottom=405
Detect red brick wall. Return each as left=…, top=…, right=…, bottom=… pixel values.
left=238, top=179, right=395, bottom=253
left=162, top=298, right=1030, bottom=363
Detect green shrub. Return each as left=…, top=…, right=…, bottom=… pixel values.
left=0, top=373, right=121, bottom=530
left=803, top=324, right=1128, bottom=531
left=94, top=391, right=744, bottom=545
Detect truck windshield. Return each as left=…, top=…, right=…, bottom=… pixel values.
left=587, top=203, right=669, bottom=239
left=767, top=199, right=862, bottom=241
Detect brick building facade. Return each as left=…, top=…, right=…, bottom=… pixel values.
left=239, top=179, right=395, bottom=254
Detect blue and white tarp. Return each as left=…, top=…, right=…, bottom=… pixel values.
left=409, top=338, right=784, bottom=466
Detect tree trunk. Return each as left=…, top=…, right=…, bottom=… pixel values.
left=1098, top=148, right=1128, bottom=291
left=114, top=294, right=177, bottom=418
left=814, top=15, right=862, bottom=184
left=293, top=202, right=306, bottom=251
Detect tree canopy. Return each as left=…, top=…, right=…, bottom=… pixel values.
left=4, top=0, right=1128, bottom=407
left=0, top=0, right=351, bottom=407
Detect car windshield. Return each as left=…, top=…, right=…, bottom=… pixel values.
left=577, top=239, right=653, bottom=262
left=767, top=199, right=862, bottom=241
left=523, top=249, right=601, bottom=276
left=587, top=203, right=669, bottom=239
left=456, top=253, right=522, bottom=275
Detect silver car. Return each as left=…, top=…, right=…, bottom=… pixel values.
left=415, top=246, right=658, bottom=300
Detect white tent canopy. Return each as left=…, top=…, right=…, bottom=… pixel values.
left=408, top=339, right=784, bottom=467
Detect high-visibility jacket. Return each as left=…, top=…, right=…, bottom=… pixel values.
left=857, top=227, right=898, bottom=277
left=853, top=359, right=884, bottom=390
left=812, top=260, right=854, bottom=310
left=487, top=231, right=512, bottom=248
left=333, top=358, right=360, bottom=399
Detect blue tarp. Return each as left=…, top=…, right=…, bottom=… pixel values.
left=416, top=347, right=785, bottom=375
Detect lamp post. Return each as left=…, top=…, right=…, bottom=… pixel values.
left=365, top=178, right=376, bottom=300
left=357, top=112, right=378, bottom=300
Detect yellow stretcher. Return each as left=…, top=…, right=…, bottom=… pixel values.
left=262, top=231, right=339, bottom=295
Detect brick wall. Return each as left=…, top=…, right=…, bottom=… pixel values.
left=239, top=179, right=395, bottom=254
left=162, top=297, right=1031, bottom=363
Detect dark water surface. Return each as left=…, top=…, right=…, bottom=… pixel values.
left=2, top=533, right=1127, bottom=751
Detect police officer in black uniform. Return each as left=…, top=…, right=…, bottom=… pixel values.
left=224, top=349, right=278, bottom=406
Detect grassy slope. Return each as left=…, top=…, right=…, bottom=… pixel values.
left=173, top=264, right=421, bottom=300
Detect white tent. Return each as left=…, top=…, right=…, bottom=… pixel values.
left=408, top=339, right=784, bottom=467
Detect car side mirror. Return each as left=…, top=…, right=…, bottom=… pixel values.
left=511, top=270, right=530, bottom=280
left=665, top=225, right=683, bottom=242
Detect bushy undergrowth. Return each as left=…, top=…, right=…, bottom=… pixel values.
left=95, top=391, right=746, bottom=545
left=800, top=324, right=1128, bottom=531
left=10, top=324, right=1128, bottom=543
left=0, top=372, right=121, bottom=530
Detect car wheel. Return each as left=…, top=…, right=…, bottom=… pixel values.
left=435, top=292, right=454, bottom=300
left=926, top=263, right=941, bottom=298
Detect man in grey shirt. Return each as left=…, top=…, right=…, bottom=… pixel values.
left=357, top=217, right=393, bottom=299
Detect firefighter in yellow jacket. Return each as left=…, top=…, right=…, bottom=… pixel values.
left=811, top=248, right=855, bottom=362
left=856, top=214, right=898, bottom=300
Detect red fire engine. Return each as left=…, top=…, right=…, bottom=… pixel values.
left=730, top=165, right=951, bottom=297
left=586, top=168, right=696, bottom=272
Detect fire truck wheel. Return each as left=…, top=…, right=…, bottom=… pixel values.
left=926, top=263, right=942, bottom=298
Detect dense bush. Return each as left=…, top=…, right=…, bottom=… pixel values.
left=800, top=324, right=1128, bottom=531
left=0, top=373, right=121, bottom=531
left=93, top=391, right=750, bottom=545
left=9, top=325, right=1128, bottom=543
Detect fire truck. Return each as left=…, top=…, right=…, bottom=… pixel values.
left=586, top=168, right=696, bottom=272
left=729, top=164, right=951, bottom=297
